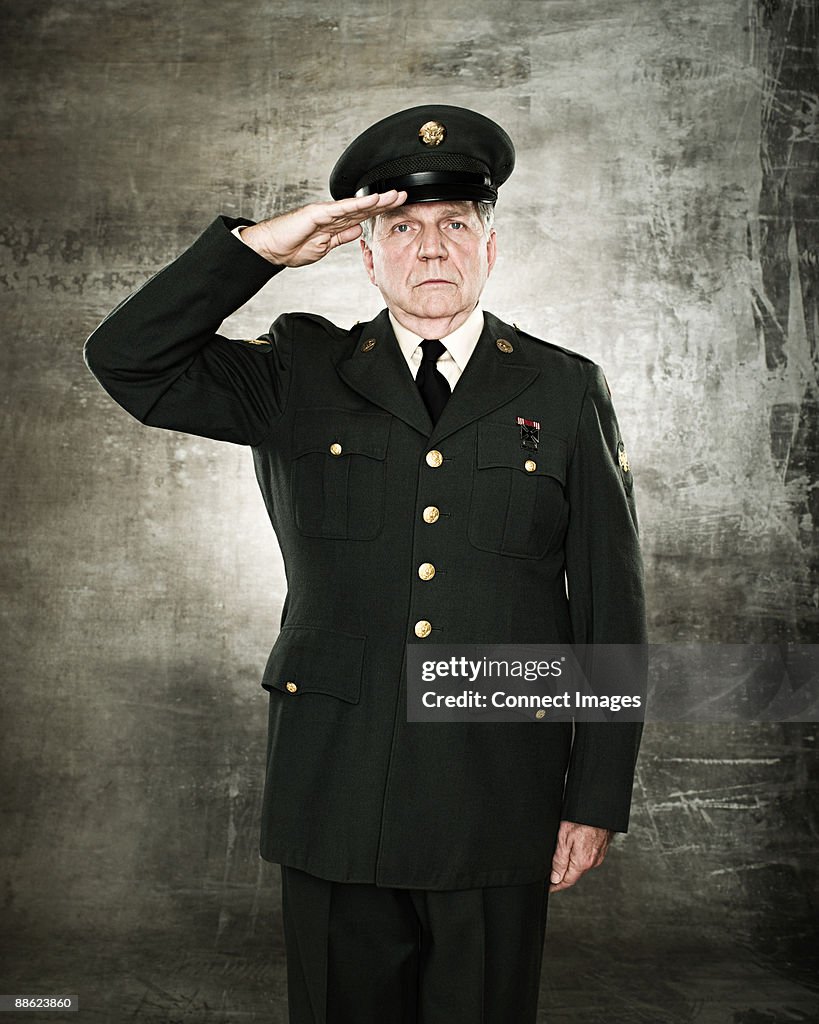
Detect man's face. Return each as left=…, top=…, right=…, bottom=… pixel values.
left=360, top=201, right=497, bottom=330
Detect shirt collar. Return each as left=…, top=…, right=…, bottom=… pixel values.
left=389, top=303, right=485, bottom=373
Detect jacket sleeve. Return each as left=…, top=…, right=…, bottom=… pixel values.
left=83, top=216, right=291, bottom=446
left=561, top=362, right=647, bottom=832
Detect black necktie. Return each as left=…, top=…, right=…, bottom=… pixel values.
left=416, top=339, right=451, bottom=425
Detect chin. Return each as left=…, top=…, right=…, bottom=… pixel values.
left=415, top=301, right=463, bottom=319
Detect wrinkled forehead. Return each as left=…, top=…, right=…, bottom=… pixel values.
left=377, top=200, right=481, bottom=225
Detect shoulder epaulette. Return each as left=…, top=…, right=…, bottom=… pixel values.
left=511, top=325, right=595, bottom=364
left=284, top=311, right=352, bottom=337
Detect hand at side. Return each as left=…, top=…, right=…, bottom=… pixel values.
left=548, top=820, right=614, bottom=893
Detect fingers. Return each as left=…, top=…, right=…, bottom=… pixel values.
left=247, top=189, right=407, bottom=267
left=332, top=223, right=365, bottom=247
left=313, top=190, right=407, bottom=254
left=338, top=189, right=407, bottom=214
left=312, top=189, right=407, bottom=229
left=373, top=188, right=408, bottom=210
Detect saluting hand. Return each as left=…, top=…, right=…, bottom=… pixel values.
left=548, top=821, right=614, bottom=893
left=238, top=190, right=407, bottom=268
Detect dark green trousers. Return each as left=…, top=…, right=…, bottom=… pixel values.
left=280, top=866, right=550, bottom=1024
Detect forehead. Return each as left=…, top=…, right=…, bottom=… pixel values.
left=377, top=200, right=479, bottom=224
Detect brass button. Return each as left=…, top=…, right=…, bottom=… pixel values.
left=422, top=506, right=440, bottom=524
left=361, top=337, right=376, bottom=352
left=285, top=681, right=298, bottom=694
left=329, top=442, right=343, bottom=456
left=535, top=709, right=546, bottom=719
left=496, top=338, right=514, bottom=353
left=524, top=459, right=537, bottom=473
left=414, top=620, right=432, bottom=638
left=426, top=449, right=443, bottom=468
left=418, top=562, right=436, bottom=581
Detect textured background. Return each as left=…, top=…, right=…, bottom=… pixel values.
left=1, top=1, right=817, bottom=1021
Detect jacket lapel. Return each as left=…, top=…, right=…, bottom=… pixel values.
left=336, top=309, right=540, bottom=441
left=337, top=309, right=432, bottom=437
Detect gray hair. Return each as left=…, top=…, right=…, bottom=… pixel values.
left=360, top=201, right=495, bottom=246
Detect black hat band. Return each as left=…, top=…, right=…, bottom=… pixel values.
left=355, top=170, right=497, bottom=204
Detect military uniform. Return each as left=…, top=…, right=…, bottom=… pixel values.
left=85, top=212, right=644, bottom=885
left=85, top=105, right=646, bottom=1023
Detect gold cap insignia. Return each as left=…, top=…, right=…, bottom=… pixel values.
left=418, top=120, right=446, bottom=146
left=618, top=441, right=630, bottom=473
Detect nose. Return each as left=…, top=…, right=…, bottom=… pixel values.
left=418, top=224, right=447, bottom=260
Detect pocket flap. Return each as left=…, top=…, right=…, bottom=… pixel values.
left=261, top=626, right=365, bottom=703
left=477, top=421, right=567, bottom=484
left=293, top=408, right=391, bottom=459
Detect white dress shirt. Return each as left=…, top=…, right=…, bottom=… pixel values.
left=388, top=306, right=484, bottom=390
left=232, top=224, right=484, bottom=385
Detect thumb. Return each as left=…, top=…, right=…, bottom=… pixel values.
left=550, top=843, right=570, bottom=884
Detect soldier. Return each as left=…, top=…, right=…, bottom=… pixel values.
left=85, top=105, right=646, bottom=1024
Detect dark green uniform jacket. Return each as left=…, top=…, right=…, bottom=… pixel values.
left=84, top=216, right=646, bottom=890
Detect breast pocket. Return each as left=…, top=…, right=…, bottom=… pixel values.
left=291, top=408, right=391, bottom=540
left=468, top=421, right=568, bottom=559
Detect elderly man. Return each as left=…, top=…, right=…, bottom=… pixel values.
left=85, top=105, right=645, bottom=1024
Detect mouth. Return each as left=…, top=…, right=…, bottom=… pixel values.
left=416, top=279, right=455, bottom=286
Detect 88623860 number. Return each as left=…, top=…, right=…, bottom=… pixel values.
left=0, top=995, right=78, bottom=1012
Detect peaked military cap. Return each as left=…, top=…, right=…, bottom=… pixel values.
left=329, top=104, right=515, bottom=205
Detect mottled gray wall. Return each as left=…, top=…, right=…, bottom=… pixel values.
left=1, top=1, right=816, bottom=1021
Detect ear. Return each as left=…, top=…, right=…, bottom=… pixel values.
left=360, top=238, right=377, bottom=286
left=485, top=229, right=498, bottom=276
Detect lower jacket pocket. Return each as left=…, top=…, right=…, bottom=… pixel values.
left=261, top=625, right=366, bottom=704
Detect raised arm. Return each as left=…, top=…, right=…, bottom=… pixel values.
left=84, top=191, right=406, bottom=446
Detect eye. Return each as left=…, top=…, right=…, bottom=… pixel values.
left=392, top=223, right=411, bottom=233
left=448, top=221, right=465, bottom=230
